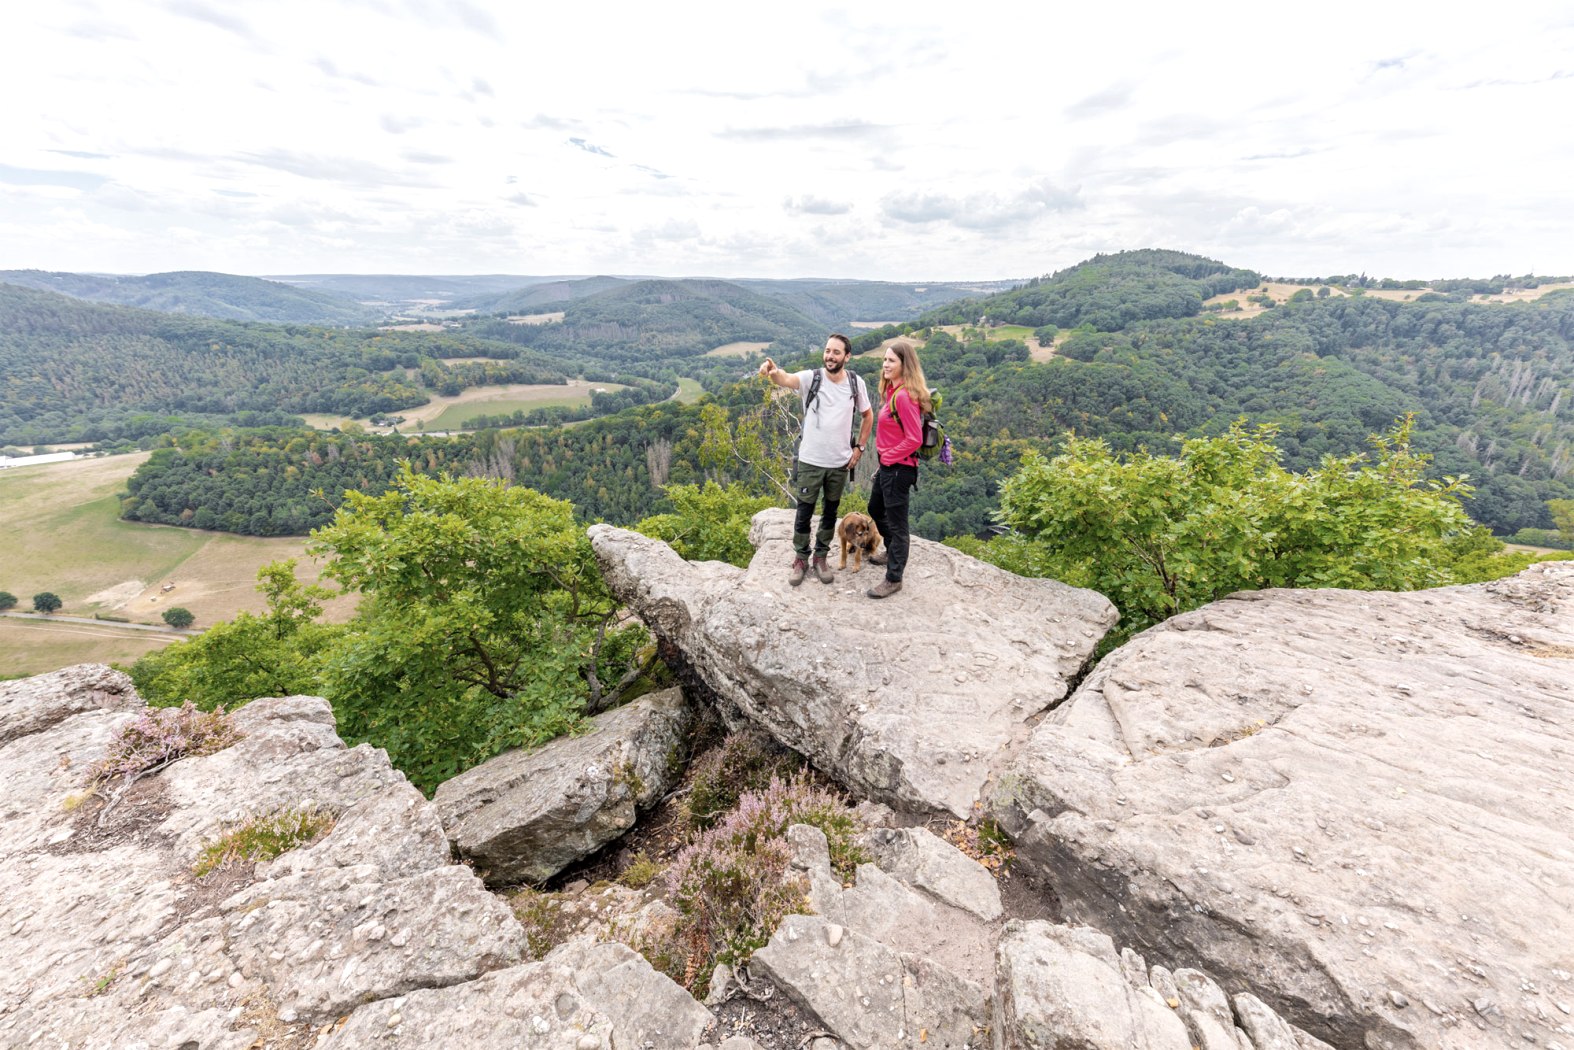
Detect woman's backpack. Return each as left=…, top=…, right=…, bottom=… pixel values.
left=890, top=388, right=952, bottom=464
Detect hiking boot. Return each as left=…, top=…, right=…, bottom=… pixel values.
left=812, top=555, right=834, bottom=584
left=868, top=550, right=888, bottom=566
left=788, top=557, right=808, bottom=587
left=866, top=579, right=903, bottom=599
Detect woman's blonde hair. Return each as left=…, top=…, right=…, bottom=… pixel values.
left=880, top=340, right=933, bottom=413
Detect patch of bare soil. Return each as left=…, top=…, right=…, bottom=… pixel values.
left=83, top=580, right=146, bottom=608
left=45, top=776, right=174, bottom=857
left=706, top=989, right=834, bottom=1050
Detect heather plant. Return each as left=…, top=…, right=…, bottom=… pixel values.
left=654, top=773, right=866, bottom=994
left=192, top=807, right=333, bottom=877
left=90, top=702, right=241, bottom=788
left=683, top=730, right=805, bottom=830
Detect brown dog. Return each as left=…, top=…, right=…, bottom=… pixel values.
left=838, top=512, right=882, bottom=572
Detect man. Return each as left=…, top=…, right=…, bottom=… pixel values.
left=758, top=334, right=874, bottom=585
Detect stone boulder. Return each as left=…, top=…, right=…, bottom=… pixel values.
left=993, top=921, right=1192, bottom=1049
left=322, top=937, right=714, bottom=1049
left=434, top=686, right=694, bottom=885
left=748, top=823, right=997, bottom=1048
left=0, top=662, right=138, bottom=746
left=990, top=563, right=1574, bottom=1049
left=588, top=509, right=1116, bottom=818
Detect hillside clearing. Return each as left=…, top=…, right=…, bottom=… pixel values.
left=704, top=341, right=771, bottom=358
left=427, top=381, right=629, bottom=429
left=1205, top=280, right=1574, bottom=318
left=505, top=312, right=565, bottom=325
left=303, top=379, right=619, bottom=432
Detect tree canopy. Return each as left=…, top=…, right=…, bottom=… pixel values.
left=131, top=470, right=653, bottom=794
left=952, top=417, right=1548, bottom=646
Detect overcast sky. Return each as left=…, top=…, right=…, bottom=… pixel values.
left=5, top=2, right=1573, bottom=282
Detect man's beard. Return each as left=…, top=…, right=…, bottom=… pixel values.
left=823, top=358, right=844, bottom=374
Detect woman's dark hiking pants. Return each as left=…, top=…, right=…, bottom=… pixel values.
left=868, top=463, right=917, bottom=583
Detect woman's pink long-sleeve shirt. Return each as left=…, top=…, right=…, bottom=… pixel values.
left=875, top=386, right=924, bottom=467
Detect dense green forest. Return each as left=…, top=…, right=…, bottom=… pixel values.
left=119, top=403, right=716, bottom=534
left=0, top=269, right=378, bottom=325
left=0, top=283, right=574, bottom=444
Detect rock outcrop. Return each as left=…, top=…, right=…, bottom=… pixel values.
left=434, top=686, right=694, bottom=885
left=588, top=509, right=1117, bottom=818
left=0, top=668, right=707, bottom=1049
left=8, top=545, right=1574, bottom=1050
left=990, top=562, right=1574, bottom=1049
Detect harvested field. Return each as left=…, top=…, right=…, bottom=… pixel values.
left=0, top=454, right=356, bottom=677
left=0, top=618, right=177, bottom=679
left=704, top=341, right=771, bottom=358
left=426, top=381, right=629, bottom=429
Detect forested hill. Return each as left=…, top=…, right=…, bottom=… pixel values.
left=920, top=249, right=1261, bottom=330
left=0, top=284, right=570, bottom=445
left=465, top=278, right=826, bottom=361
left=888, top=251, right=1574, bottom=536
left=451, top=276, right=632, bottom=313
left=456, top=276, right=1007, bottom=333
left=0, top=270, right=378, bottom=326
left=733, top=278, right=1016, bottom=332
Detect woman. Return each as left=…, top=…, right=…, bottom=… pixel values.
left=866, top=340, right=931, bottom=598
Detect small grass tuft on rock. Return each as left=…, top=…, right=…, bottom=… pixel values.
left=618, top=851, right=661, bottom=889
left=192, top=806, right=334, bottom=877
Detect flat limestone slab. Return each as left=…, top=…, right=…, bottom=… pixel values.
left=990, top=564, right=1574, bottom=1050
left=589, top=509, right=1115, bottom=817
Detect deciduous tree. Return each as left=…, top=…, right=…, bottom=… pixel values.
left=958, top=416, right=1539, bottom=646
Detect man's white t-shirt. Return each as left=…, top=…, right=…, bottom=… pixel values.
left=794, top=368, right=869, bottom=469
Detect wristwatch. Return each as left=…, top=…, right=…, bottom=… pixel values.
left=852, top=444, right=864, bottom=451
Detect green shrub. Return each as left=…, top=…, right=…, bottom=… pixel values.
left=161, top=607, right=195, bottom=629
left=192, top=806, right=334, bottom=876
left=618, top=851, right=661, bottom=889
left=0, top=591, right=15, bottom=611
left=634, top=482, right=779, bottom=567
left=973, top=416, right=1529, bottom=646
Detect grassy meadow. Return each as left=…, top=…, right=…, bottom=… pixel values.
left=0, top=454, right=355, bottom=678
left=671, top=378, right=705, bottom=403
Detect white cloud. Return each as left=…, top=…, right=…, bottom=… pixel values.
left=2, top=2, right=1572, bottom=280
